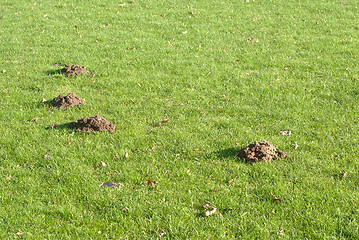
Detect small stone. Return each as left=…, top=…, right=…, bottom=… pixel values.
left=99, top=181, right=122, bottom=188
left=279, top=130, right=292, bottom=135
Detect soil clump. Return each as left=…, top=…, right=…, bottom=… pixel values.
left=237, top=141, right=288, bottom=163
left=50, top=93, right=82, bottom=109
left=71, top=115, right=115, bottom=133
left=46, top=123, right=59, bottom=129
left=61, top=64, right=90, bottom=76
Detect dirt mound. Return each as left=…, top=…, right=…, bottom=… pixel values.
left=50, top=93, right=82, bottom=109
left=61, top=64, right=90, bottom=76
left=71, top=115, right=115, bottom=133
left=237, top=141, right=288, bottom=163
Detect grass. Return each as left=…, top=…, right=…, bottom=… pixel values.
left=1, top=0, right=359, bottom=238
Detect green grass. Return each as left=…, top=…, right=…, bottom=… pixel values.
left=1, top=0, right=359, bottom=238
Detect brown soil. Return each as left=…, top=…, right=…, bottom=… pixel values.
left=46, top=123, right=59, bottom=129
left=237, top=141, right=288, bottom=163
left=71, top=115, right=115, bottom=133
left=61, top=64, right=90, bottom=76
left=50, top=93, right=82, bottom=109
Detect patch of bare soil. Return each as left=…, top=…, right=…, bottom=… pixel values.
left=71, top=115, right=115, bottom=133
left=237, top=141, right=288, bottom=163
left=61, top=64, right=90, bottom=76
left=50, top=93, right=82, bottom=109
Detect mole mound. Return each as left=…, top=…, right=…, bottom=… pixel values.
left=50, top=93, right=82, bottom=109
left=61, top=64, right=90, bottom=76
left=237, top=141, right=288, bottom=163
left=71, top=115, right=115, bottom=133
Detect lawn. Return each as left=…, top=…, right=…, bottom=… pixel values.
left=1, top=0, right=359, bottom=239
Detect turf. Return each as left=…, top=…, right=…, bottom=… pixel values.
left=1, top=0, right=359, bottom=239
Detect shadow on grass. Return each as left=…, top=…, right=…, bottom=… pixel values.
left=34, top=99, right=50, bottom=108
left=192, top=204, right=207, bottom=218
left=46, top=68, right=62, bottom=75
left=57, top=123, right=74, bottom=130
left=333, top=171, right=352, bottom=181
left=206, top=147, right=244, bottom=161
left=45, top=122, right=74, bottom=132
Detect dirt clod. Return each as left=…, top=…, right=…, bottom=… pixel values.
left=46, top=123, right=59, bottom=129
left=50, top=93, right=82, bottom=109
left=146, top=179, right=157, bottom=186
left=203, top=204, right=217, bottom=217
left=237, top=141, right=288, bottom=163
left=71, top=115, right=115, bottom=133
left=61, top=64, right=90, bottom=76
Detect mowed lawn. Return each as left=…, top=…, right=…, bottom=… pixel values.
left=1, top=0, right=359, bottom=239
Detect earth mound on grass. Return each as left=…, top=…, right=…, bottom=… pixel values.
left=50, top=93, right=82, bottom=109
left=237, top=141, right=288, bottom=163
left=61, top=64, right=90, bottom=76
left=71, top=115, right=115, bottom=133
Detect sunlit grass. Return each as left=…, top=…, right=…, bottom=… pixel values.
left=1, top=0, right=359, bottom=238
